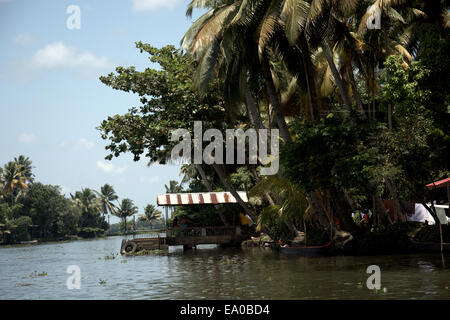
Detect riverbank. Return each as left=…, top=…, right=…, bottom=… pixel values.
left=0, top=229, right=164, bottom=248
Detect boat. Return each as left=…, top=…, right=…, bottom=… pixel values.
left=19, top=240, right=38, bottom=245
left=278, top=241, right=334, bottom=255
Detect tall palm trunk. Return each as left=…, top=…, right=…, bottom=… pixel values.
left=250, top=167, right=275, bottom=206
left=298, top=33, right=319, bottom=121
left=321, top=41, right=353, bottom=115
left=347, top=67, right=366, bottom=119
left=261, top=56, right=292, bottom=143
left=328, top=186, right=363, bottom=238
left=307, top=191, right=334, bottom=234
left=212, top=163, right=257, bottom=222
left=243, top=81, right=265, bottom=130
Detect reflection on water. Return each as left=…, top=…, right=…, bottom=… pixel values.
left=0, top=236, right=449, bottom=299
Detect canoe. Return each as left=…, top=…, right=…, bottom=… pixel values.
left=279, top=241, right=333, bottom=255
left=19, top=240, right=38, bottom=245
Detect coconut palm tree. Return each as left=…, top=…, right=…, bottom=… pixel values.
left=182, top=0, right=293, bottom=142
left=139, top=204, right=162, bottom=230
left=164, top=180, right=184, bottom=193
left=14, top=155, right=34, bottom=183
left=115, top=198, right=138, bottom=234
left=95, top=184, right=118, bottom=220
left=0, top=161, right=32, bottom=206
left=250, top=175, right=315, bottom=231
left=71, top=189, right=102, bottom=215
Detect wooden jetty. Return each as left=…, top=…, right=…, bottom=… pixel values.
left=120, top=226, right=244, bottom=254
left=121, top=191, right=251, bottom=254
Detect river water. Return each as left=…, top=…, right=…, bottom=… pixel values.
left=0, top=236, right=449, bottom=299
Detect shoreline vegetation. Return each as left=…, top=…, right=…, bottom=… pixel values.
left=0, top=156, right=164, bottom=246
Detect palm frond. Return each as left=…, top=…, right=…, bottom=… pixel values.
left=281, top=0, right=310, bottom=45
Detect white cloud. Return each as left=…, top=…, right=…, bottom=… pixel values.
left=18, top=133, right=37, bottom=143
left=13, top=33, right=37, bottom=46
left=139, top=175, right=161, bottom=184
left=31, top=42, right=111, bottom=69
left=96, top=160, right=127, bottom=175
left=75, top=138, right=95, bottom=150
left=131, top=0, right=183, bottom=12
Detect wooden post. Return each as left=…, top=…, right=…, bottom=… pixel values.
left=165, top=206, right=168, bottom=231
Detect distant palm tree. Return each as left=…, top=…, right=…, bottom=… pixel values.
left=0, top=160, right=33, bottom=205
left=95, top=184, right=118, bottom=219
left=71, top=188, right=103, bottom=216
left=14, top=155, right=34, bottom=183
left=139, top=204, right=162, bottom=230
left=164, top=180, right=183, bottom=220
left=115, top=198, right=138, bottom=234
left=164, top=180, right=183, bottom=193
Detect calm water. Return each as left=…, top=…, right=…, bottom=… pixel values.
left=0, top=236, right=449, bottom=299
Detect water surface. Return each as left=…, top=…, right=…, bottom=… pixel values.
left=1, top=236, right=449, bottom=299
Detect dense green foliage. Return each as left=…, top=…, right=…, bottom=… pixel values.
left=0, top=156, right=160, bottom=244
left=97, top=0, right=449, bottom=249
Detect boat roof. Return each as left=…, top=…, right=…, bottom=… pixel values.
left=157, top=191, right=248, bottom=206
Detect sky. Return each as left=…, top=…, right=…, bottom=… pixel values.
left=0, top=0, right=203, bottom=222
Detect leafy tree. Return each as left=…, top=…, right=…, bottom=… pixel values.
left=10, top=216, right=32, bottom=242
left=139, top=204, right=162, bottom=229
left=95, top=184, right=119, bottom=228
left=115, top=198, right=138, bottom=233
left=20, top=183, right=77, bottom=239
left=0, top=158, right=33, bottom=206
left=71, top=188, right=107, bottom=236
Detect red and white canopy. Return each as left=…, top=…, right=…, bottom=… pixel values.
left=157, top=191, right=248, bottom=206
left=425, top=178, right=450, bottom=189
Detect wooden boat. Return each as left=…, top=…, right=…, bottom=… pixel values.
left=19, top=240, right=38, bottom=245
left=278, top=241, right=334, bottom=255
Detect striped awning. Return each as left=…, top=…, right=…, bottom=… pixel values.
left=157, top=191, right=248, bottom=206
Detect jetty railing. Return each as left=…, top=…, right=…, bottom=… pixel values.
left=167, top=226, right=240, bottom=238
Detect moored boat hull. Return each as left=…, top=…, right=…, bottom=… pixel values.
left=278, top=241, right=334, bottom=255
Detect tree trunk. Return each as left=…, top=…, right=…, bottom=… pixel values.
left=212, top=164, right=257, bottom=222
left=195, top=164, right=229, bottom=226
left=307, top=191, right=333, bottom=233
left=328, top=186, right=363, bottom=238
left=243, top=81, right=265, bottom=130
left=250, top=167, right=275, bottom=206
left=321, top=40, right=353, bottom=114
left=261, top=56, right=292, bottom=143
left=298, top=33, right=319, bottom=121
left=347, top=67, right=366, bottom=119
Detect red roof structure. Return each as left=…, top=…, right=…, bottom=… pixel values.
left=157, top=191, right=248, bottom=206
left=425, top=178, right=450, bottom=189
